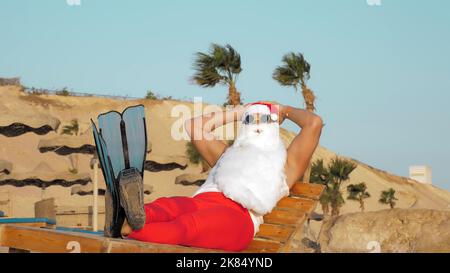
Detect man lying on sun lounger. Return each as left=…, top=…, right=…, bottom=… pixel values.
left=92, top=102, right=323, bottom=252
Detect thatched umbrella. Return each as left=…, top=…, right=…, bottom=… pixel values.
left=0, top=162, right=90, bottom=189
left=71, top=183, right=153, bottom=196
left=144, top=154, right=188, bottom=172
left=0, top=102, right=60, bottom=137
left=38, top=133, right=95, bottom=155
left=175, top=173, right=208, bottom=186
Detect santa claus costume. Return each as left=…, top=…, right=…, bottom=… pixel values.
left=128, top=102, right=289, bottom=251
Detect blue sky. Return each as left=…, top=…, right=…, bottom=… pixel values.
left=1, top=0, right=449, bottom=190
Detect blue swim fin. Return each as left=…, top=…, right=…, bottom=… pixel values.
left=91, top=105, right=148, bottom=237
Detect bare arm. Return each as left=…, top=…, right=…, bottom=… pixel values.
left=184, top=106, right=245, bottom=168
left=281, top=105, right=323, bottom=189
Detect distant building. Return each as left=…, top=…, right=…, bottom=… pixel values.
left=409, top=165, right=432, bottom=184
left=0, top=77, right=20, bottom=86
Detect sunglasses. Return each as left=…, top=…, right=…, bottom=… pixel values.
left=243, top=114, right=275, bottom=125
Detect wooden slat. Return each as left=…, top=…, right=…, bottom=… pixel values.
left=263, top=208, right=306, bottom=226
left=0, top=225, right=221, bottom=253
left=254, top=224, right=295, bottom=243
left=277, top=197, right=315, bottom=212
left=106, top=238, right=221, bottom=253
left=0, top=225, right=105, bottom=253
left=290, top=183, right=325, bottom=199
left=277, top=184, right=325, bottom=253
left=242, top=238, right=281, bottom=253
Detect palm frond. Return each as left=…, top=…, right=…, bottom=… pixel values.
left=61, top=119, right=79, bottom=136
left=191, top=43, right=242, bottom=88
left=310, top=159, right=330, bottom=184
left=273, top=52, right=311, bottom=87
left=185, top=142, right=202, bottom=164
left=347, top=182, right=370, bottom=201
left=328, top=157, right=357, bottom=181
left=379, top=188, right=398, bottom=204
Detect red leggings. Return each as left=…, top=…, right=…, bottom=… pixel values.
left=127, top=191, right=254, bottom=252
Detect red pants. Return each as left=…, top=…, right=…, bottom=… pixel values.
left=127, top=192, right=254, bottom=252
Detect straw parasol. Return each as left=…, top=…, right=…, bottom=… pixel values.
left=144, top=154, right=187, bottom=172
left=71, top=183, right=153, bottom=196
left=38, top=133, right=95, bottom=155
left=0, top=161, right=90, bottom=188
left=0, top=102, right=60, bottom=137
left=175, top=173, right=208, bottom=186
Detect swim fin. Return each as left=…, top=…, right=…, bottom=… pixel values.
left=91, top=105, right=148, bottom=237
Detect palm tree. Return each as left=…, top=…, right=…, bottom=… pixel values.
left=319, top=189, right=331, bottom=215
left=311, top=159, right=331, bottom=214
left=273, top=52, right=316, bottom=111
left=273, top=52, right=317, bottom=183
left=327, top=157, right=357, bottom=216
left=310, top=159, right=329, bottom=184
left=145, top=90, right=158, bottom=100
left=192, top=43, right=242, bottom=106
left=347, top=182, right=370, bottom=212
left=61, top=119, right=79, bottom=136
left=185, top=142, right=210, bottom=173
left=328, top=185, right=345, bottom=217
left=379, top=188, right=398, bottom=209
left=311, top=157, right=357, bottom=216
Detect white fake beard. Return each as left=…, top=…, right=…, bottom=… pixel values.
left=211, top=122, right=289, bottom=215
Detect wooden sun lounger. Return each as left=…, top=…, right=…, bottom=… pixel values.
left=0, top=182, right=324, bottom=253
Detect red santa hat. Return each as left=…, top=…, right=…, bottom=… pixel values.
left=243, top=101, right=279, bottom=122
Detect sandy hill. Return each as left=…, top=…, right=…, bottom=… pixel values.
left=0, top=85, right=449, bottom=221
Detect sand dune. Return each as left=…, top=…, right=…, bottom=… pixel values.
left=0, top=160, right=12, bottom=175
left=0, top=85, right=449, bottom=224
